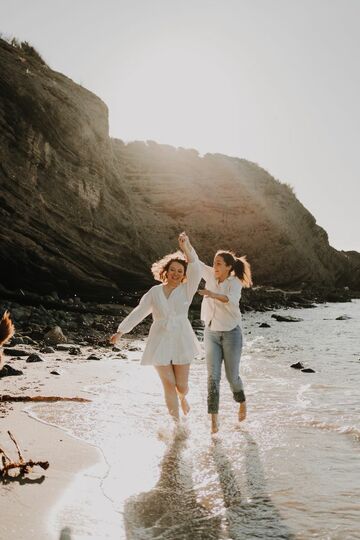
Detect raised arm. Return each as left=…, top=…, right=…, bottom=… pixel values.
left=110, top=288, right=153, bottom=343
left=178, top=233, right=201, bottom=301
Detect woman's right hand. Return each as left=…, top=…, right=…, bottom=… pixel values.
left=109, top=331, right=122, bottom=345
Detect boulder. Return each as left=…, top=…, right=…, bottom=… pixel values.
left=0, top=364, right=23, bottom=377
left=44, top=326, right=67, bottom=345
left=26, top=353, right=44, bottom=363
left=3, top=348, right=28, bottom=357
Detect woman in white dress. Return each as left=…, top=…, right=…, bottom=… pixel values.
left=197, top=250, right=252, bottom=433
left=110, top=233, right=201, bottom=421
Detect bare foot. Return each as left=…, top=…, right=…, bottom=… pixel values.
left=179, top=395, right=190, bottom=415
left=211, top=414, right=219, bottom=434
left=238, top=401, right=247, bottom=422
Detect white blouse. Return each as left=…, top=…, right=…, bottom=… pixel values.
left=117, top=248, right=202, bottom=366
left=200, top=261, right=242, bottom=331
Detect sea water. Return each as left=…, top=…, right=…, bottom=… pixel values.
left=30, top=300, right=360, bottom=540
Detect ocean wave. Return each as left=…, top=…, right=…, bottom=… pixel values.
left=301, top=419, right=360, bottom=442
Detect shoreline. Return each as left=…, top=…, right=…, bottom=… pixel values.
left=0, top=354, right=124, bottom=540
left=1, top=404, right=104, bottom=540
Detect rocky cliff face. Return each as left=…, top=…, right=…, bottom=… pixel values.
left=0, top=38, right=358, bottom=299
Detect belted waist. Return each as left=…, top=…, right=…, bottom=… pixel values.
left=155, top=314, right=188, bottom=331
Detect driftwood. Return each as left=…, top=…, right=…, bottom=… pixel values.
left=0, top=430, right=49, bottom=478
left=0, top=394, right=91, bottom=403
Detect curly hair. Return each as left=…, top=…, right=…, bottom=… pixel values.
left=151, top=251, right=188, bottom=283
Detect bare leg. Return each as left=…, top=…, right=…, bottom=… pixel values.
left=238, top=401, right=247, bottom=422
left=211, top=414, right=219, bottom=434
left=155, top=365, right=179, bottom=421
left=173, top=364, right=190, bottom=415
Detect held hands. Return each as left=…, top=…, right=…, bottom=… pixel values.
left=109, top=331, right=123, bottom=345
left=197, top=288, right=212, bottom=298
left=178, top=231, right=191, bottom=251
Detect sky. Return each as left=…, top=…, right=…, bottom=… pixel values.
left=1, top=0, right=359, bottom=251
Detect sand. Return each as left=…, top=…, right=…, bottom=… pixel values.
left=0, top=345, right=121, bottom=540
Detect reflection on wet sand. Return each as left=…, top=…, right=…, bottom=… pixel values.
left=124, top=426, right=222, bottom=539
left=211, top=432, right=294, bottom=539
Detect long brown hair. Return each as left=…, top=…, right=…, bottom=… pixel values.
left=151, top=251, right=188, bottom=283
left=216, top=250, right=252, bottom=288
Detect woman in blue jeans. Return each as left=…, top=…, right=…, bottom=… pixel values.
left=198, top=250, right=252, bottom=433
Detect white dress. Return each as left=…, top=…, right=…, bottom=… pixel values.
left=117, top=248, right=202, bottom=365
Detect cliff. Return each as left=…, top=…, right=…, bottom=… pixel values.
left=1, top=38, right=359, bottom=300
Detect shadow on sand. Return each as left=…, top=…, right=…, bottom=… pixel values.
left=211, top=431, right=294, bottom=539
left=124, top=426, right=222, bottom=539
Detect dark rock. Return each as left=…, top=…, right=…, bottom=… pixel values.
left=259, top=322, right=271, bottom=328
left=290, top=362, right=304, bottom=370
left=50, top=370, right=60, bottom=375
left=3, top=348, right=28, bottom=357
left=56, top=343, right=78, bottom=351
left=336, top=315, right=352, bottom=320
left=8, top=336, right=24, bottom=346
left=0, top=364, right=23, bottom=378
left=271, top=314, right=303, bottom=322
left=68, top=347, right=81, bottom=355
left=26, top=353, right=44, bottom=363
left=116, top=353, right=127, bottom=359
left=22, top=336, right=37, bottom=345
left=40, top=346, right=55, bottom=353
left=301, top=368, right=316, bottom=373
left=87, top=354, right=100, bottom=360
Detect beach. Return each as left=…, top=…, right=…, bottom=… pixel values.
left=1, top=300, right=359, bottom=539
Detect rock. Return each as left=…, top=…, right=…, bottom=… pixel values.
left=116, top=353, right=127, bottom=359
left=44, top=326, right=67, bottom=345
left=50, top=370, right=60, bottom=375
left=0, top=364, right=23, bottom=378
left=26, top=353, right=44, bottom=363
left=68, top=347, right=81, bottom=355
left=336, top=315, right=352, bottom=320
left=56, top=343, right=79, bottom=351
left=3, top=348, right=28, bottom=357
left=22, top=336, right=37, bottom=345
left=291, top=362, right=304, bottom=369
left=271, top=314, right=303, bottom=322
left=259, top=322, right=271, bottom=328
left=301, top=368, right=316, bottom=373
left=127, top=345, right=141, bottom=352
left=87, top=354, right=100, bottom=360
left=40, top=346, right=55, bottom=353
left=7, top=336, right=24, bottom=346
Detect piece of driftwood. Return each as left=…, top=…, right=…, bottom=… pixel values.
left=0, top=395, right=91, bottom=402
left=0, top=430, right=49, bottom=477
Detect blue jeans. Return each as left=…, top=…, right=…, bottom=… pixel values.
left=204, top=325, right=245, bottom=414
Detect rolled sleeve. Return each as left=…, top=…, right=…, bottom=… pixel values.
left=226, top=279, right=242, bottom=306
